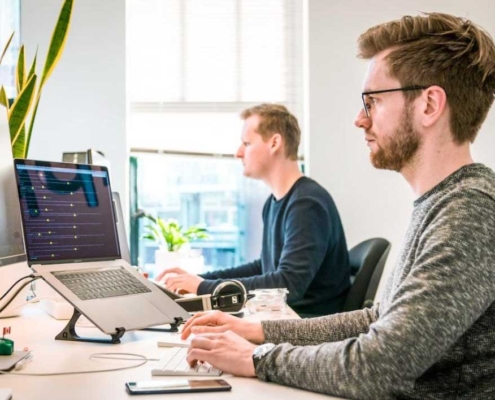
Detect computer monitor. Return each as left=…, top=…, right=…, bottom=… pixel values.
left=0, top=112, right=31, bottom=318
left=0, top=112, right=26, bottom=267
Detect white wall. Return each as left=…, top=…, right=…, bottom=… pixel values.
left=305, top=0, right=495, bottom=295
left=20, top=0, right=127, bottom=206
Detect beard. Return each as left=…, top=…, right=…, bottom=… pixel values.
left=370, top=103, right=420, bottom=172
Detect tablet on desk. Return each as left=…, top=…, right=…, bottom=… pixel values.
left=0, top=351, right=30, bottom=371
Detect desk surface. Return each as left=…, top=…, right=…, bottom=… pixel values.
left=0, top=305, right=345, bottom=400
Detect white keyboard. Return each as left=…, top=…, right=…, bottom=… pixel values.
left=151, top=347, right=222, bottom=377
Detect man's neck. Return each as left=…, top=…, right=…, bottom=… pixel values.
left=401, top=140, right=474, bottom=197
left=264, top=161, right=304, bottom=200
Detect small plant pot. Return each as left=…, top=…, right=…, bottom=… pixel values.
left=154, top=249, right=187, bottom=277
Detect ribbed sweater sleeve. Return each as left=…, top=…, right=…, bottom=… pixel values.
left=261, top=306, right=379, bottom=346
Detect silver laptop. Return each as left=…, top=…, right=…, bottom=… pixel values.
left=13, top=159, right=190, bottom=335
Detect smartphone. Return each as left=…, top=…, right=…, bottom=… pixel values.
left=125, top=379, right=232, bottom=395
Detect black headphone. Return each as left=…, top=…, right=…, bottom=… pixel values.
left=173, top=280, right=247, bottom=313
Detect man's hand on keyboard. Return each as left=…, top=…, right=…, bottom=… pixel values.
left=188, top=331, right=257, bottom=377
left=156, top=267, right=204, bottom=294
left=181, top=310, right=265, bottom=344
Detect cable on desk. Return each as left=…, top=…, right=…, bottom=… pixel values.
left=90, top=353, right=160, bottom=362
left=0, top=277, right=40, bottom=314
left=0, top=275, right=38, bottom=301
left=0, top=352, right=153, bottom=376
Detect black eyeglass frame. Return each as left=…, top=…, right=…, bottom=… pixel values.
left=361, top=85, right=428, bottom=118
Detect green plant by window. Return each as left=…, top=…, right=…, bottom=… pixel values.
left=0, top=0, right=74, bottom=158
left=142, top=214, right=210, bottom=252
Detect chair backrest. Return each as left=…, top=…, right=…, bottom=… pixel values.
left=342, top=238, right=391, bottom=312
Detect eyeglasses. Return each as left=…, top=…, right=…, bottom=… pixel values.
left=361, top=85, right=427, bottom=118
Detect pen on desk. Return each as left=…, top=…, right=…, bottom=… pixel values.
left=14, top=353, right=33, bottom=371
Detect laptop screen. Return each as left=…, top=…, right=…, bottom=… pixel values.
left=14, top=159, right=121, bottom=264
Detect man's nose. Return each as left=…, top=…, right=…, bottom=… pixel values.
left=354, top=109, right=371, bottom=130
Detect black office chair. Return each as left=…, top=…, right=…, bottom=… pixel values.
left=342, top=238, right=391, bottom=312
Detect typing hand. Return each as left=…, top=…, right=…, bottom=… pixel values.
left=181, top=310, right=265, bottom=344
left=157, top=267, right=204, bottom=295
left=187, top=331, right=257, bottom=377
left=156, top=266, right=188, bottom=282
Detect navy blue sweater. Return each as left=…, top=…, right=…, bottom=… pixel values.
left=198, top=177, right=350, bottom=316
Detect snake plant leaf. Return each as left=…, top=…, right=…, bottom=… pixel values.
left=11, top=53, right=38, bottom=158
left=27, top=50, right=38, bottom=81
left=12, top=126, right=27, bottom=159
left=25, top=93, right=41, bottom=158
left=0, top=31, right=15, bottom=66
left=9, top=74, right=37, bottom=147
left=40, top=0, right=74, bottom=88
left=16, top=45, right=26, bottom=93
left=0, top=86, right=8, bottom=109
left=28, top=0, right=73, bottom=157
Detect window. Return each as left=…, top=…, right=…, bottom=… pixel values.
left=128, top=0, right=303, bottom=271
left=132, top=153, right=270, bottom=272
left=0, top=0, right=20, bottom=99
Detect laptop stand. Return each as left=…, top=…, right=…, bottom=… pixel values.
left=55, top=308, right=126, bottom=344
left=56, top=309, right=185, bottom=344
left=141, top=317, right=184, bottom=333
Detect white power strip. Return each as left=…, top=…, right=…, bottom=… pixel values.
left=39, top=298, right=74, bottom=320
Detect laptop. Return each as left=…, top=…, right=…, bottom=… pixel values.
left=13, top=159, right=190, bottom=335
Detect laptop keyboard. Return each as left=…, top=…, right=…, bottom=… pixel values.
left=152, top=347, right=222, bottom=377
left=53, top=267, right=151, bottom=301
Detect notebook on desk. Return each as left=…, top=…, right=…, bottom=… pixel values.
left=13, top=159, right=190, bottom=336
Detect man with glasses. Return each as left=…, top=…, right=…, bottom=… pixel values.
left=178, top=13, right=495, bottom=399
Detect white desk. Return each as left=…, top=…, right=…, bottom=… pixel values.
left=0, top=305, right=345, bottom=400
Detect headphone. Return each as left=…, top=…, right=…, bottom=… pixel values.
left=174, top=280, right=247, bottom=313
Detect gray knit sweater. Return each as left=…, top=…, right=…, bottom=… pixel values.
left=256, top=164, right=495, bottom=400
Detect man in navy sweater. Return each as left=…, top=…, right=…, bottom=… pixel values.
left=158, top=104, right=350, bottom=316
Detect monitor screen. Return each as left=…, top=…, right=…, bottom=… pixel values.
left=14, top=160, right=121, bottom=264
left=0, top=115, right=25, bottom=267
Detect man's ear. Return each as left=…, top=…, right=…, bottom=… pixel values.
left=269, top=133, right=283, bottom=154
left=421, top=85, right=447, bottom=128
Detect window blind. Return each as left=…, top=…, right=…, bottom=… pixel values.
left=128, top=0, right=303, bottom=155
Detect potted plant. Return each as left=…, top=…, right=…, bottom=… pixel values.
left=141, top=214, right=210, bottom=275
left=0, top=0, right=73, bottom=158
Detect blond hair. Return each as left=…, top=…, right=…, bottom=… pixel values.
left=240, top=104, right=300, bottom=160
